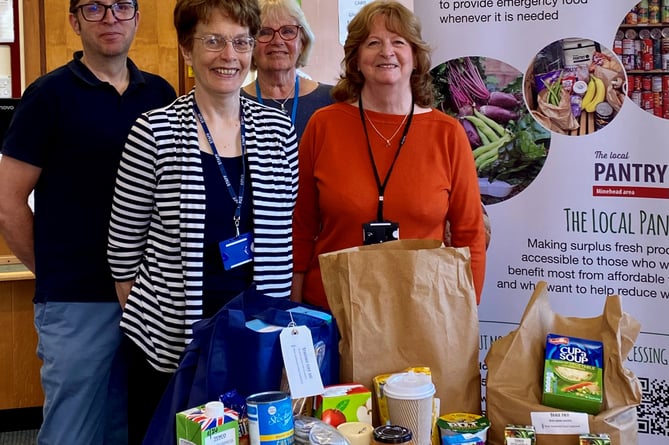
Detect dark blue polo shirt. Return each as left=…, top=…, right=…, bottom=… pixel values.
left=1, top=51, right=176, bottom=303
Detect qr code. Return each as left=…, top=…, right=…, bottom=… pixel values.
left=637, top=376, right=669, bottom=436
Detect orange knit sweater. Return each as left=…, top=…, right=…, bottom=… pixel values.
left=293, top=102, right=486, bottom=309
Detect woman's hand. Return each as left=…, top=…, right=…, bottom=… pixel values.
left=115, top=280, right=135, bottom=309
left=290, top=272, right=304, bottom=302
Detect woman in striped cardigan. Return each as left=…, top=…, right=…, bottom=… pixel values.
left=107, top=0, right=298, bottom=441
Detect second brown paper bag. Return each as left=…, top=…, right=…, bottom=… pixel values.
left=319, top=239, right=482, bottom=416
left=485, top=281, right=641, bottom=445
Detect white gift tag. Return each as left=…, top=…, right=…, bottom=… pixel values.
left=280, top=325, right=324, bottom=398
left=530, top=411, right=589, bottom=435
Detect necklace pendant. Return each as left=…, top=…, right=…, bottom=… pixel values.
left=384, top=139, right=391, bottom=147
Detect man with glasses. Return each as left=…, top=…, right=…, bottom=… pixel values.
left=0, top=1, right=175, bottom=444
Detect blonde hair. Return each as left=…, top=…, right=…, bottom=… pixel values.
left=253, top=0, right=315, bottom=69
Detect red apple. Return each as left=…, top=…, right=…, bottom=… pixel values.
left=321, top=408, right=346, bottom=427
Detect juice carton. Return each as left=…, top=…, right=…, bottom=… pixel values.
left=314, top=383, right=372, bottom=427
left=176, top=403, right=239, bottom=445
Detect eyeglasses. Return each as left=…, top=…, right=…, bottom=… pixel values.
left=256, top=25, right=302, bottom=43
left=193, top=35, right=255, bottom=53
left=74, top=1, right=137, bottom=22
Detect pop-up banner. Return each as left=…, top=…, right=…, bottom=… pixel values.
left=415, top=1, right=668, bottom=444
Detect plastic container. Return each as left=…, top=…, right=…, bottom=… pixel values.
left=372, top=425, right=413, bottom=445
left=437, top=413, right=490, bottom=445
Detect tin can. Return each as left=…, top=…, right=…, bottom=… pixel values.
left=650, top=4, right=661, bottom=24
left=247, top=391, right=294, bottom=445
left=643, top=52, right=655, bottom=70
left=631, top=90, right=642, bottom=106
left=633, top=74, right=643, bottom=91
left=663, top=75, right=669, bottom=90
left=642, top=75, right=652, bottom=91
left=652, top=75, right=663, bottom=92
left=639, top=0, right=649, bottom=24
left=653, top=91, right=663, bottom=116
left=594, top=102, right=614, bottom=130
left=613, top=39, right=623, bottom=55
left=639, top=92, right=650, bottom=111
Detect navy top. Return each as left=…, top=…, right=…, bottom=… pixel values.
left=200, top=151, right=253, bottom=318
left=1, top=51, right=176, bottom=303
left=241, top=81, right=333, bottom=140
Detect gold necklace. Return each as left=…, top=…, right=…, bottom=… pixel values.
left=364, top=110, right=410, bottom=147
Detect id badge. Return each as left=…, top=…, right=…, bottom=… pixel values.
left=362, top=220, right=400, bottom=245
left=219, top=232, right=253, bottom=270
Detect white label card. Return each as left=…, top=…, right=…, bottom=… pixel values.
left=279, top=325, right=324, bottom=398
left=530, top=411, right=590, bottom=435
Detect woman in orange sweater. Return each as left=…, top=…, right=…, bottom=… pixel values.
left=291, top=0, right=486, bottom=309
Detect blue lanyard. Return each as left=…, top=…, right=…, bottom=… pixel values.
left=193, top=99, right=247, bottom=236
left=255, top=75, right=299, bottom=124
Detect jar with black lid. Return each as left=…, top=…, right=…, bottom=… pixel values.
left=372, top=425, right=413, bottom=445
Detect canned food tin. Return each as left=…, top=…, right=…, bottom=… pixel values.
left=642, top=75, right=653, bottom=91
left=594, top=102, right=614, bottom=130
left=247, top=391, right=294, bottom=445
left=652, top=75, right=663, bottom=92
left=653, top=91, right=663, bottom=116
left=641, top=91, right=654, bottom=109
left=632, top=90, right=642, bottom=106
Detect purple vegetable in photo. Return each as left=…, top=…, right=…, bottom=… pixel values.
left=480, top=104, right=519, bottom=124
left=460, top=118, right=482, bottom=147
left=488, top=91, right=520, bottom=109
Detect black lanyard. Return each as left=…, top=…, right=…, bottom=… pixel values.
left=358, top=96, right=414, bottom=221
left=193, top=99, right=247, bottom=236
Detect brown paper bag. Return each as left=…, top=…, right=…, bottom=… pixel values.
left=318, top=239, right=482, bottom=417
left=537, top=88, right=580, bottom=132
left=485, top=281, right=641, bottom=445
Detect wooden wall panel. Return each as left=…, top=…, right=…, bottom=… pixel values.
left=0, top=279, right=41, bottom=410
left=0, top=282, right=13, bottom=407
left=36, top=0, right=179, bottom=92
left=10, top=280, right=41, bottom=408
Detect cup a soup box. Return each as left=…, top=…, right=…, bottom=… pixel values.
left=542, top=333, right=603, bottom=415
left=314, top=383, right=373, bottom=427
left=176, top=404, right=239, bottom=445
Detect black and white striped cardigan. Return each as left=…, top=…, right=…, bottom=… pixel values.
left=108, top=91, right=298, bottom=372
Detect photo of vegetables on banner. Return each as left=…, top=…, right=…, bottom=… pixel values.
left=431, top=56, right=550, bottom=205
left=524, top=37, right=627, bottom=136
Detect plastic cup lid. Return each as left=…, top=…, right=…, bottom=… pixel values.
left=383, top=371, right=435, bottom=400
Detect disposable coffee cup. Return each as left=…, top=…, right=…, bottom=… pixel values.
left=383, top=371, right=435, bottom=445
